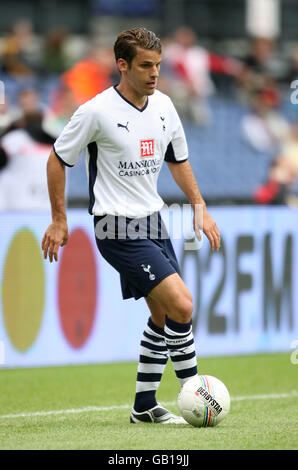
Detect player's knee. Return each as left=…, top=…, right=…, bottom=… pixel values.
left=173, top=297, right=193, bottom=323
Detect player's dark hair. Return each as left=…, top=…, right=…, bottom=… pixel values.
left=114, top=27, right=161, bottom=67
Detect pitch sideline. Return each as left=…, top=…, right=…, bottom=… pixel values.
left=0, top=391, right=297, bottom=420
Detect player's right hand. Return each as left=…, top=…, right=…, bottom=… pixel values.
left=42, top=221, right=69, bottom=263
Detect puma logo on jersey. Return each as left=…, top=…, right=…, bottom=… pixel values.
left=117, top=121, right=129, bottom=132
left=141, top=264, right=156, bottom=280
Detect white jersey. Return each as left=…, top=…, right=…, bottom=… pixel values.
left=0, top=129, right=52, bottom=211
left=54, top=86, right=188, bottom=218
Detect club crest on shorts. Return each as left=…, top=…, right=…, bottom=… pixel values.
left=141, top=264, right=156, bottom=280
left=140, top=139, right=154, bottom=157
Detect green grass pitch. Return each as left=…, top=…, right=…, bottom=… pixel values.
left=0, top=353, right=297, bottom=450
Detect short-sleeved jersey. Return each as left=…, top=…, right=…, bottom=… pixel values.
left=54, top=85, right=188, bottom=218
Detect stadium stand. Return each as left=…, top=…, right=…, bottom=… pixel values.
left=1, top=1, right=298, bottom=208
left=0, top=72, right=297, bottom=205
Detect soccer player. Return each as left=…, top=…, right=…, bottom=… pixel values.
left=42, top=28, right=221, bottom=424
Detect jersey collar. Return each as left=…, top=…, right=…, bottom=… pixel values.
left=113, top=85, right=148, bottom=112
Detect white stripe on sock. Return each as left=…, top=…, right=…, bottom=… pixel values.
left=136, top=381, right=162, bottom=393
left=138, top=363, right=166, bottom=374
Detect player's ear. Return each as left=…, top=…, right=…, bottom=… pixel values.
left=117, top=58, right=128, bottom=74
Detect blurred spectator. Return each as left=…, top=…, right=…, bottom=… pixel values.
left=238, top=37, right=289, bottom=103
left=253, top=159, right=287, bottom=204
left=1, top=19, right=41, bottom=77
left=286, top=46, right=298, bottom=83
left=241, top=84, right=289, bottom=154
left=61, top=46, right=115, bottom=106
left=243, top=37, right=278, bottom=76
left=161, top=26, right=243, bottom=124
left=40, top=28, right=72, bottom=76
left=18, top=86, right=45, bottom=114
left=0, top=86, right=45, bottom=136
left=0, top=111, right=54, bottom=211
left=255, top=119, right=298, bottom=204
left=43, top=85, right=78, bottom=137
left=0, top=102, right=21, bottom=136
left=254, top=119, right=298, bottom=204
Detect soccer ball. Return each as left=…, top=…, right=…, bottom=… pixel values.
left=178, top=374, right=230, bottom=427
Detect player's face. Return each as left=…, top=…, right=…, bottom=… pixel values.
left=125, top=47, right=161, bottom=96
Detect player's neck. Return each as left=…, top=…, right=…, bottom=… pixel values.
left=116, top=82, right=147, bottom=110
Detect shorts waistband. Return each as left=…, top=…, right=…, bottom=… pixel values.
left=94, top=212, right=169, bottom=240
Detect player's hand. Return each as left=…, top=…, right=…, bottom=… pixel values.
left=202, top=208, right=221, bottom=251
left=193, top=207, right=221, bottom=251
left=42, top=220, right=69, bottom=263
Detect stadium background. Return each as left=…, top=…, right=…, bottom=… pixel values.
left=0, top=0, right=297, bottom=369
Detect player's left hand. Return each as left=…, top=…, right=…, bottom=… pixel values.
left=193, top=207, right=221, bottom=251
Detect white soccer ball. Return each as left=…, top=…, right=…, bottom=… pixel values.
left=178, top=374, right=230, bottom=427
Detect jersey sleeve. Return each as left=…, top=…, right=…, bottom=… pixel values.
left=53, top=102, right=99, bottom=167
left=164, top=99, right=188, bottom=163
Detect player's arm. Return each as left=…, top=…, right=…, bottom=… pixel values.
left=42, top=149, right=69, bottom=263
left=167, top=160, right=221, bottom=251
left=42, top=102, right=98, bottom=262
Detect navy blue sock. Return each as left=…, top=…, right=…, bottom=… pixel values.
left=164, top=316, right=198, bottom=386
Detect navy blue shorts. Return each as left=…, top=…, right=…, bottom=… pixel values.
left=94, top=213, right=180, bottom=300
